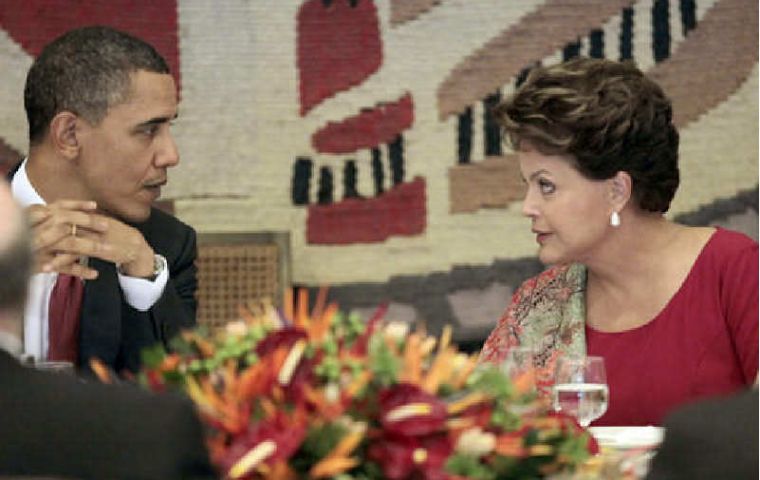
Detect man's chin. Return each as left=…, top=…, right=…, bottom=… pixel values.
left=107, top=204, right=152, bottom=224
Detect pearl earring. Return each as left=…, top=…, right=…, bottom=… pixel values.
left=610, top=211, right=621, bottom=227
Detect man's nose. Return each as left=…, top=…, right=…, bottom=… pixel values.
left=155, top=131, right=179, bottom=168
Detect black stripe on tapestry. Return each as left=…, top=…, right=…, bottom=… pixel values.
left=620, top=7, right=634, bottom=60
left=483, top=91, right=502, bottom=157
left=680, top=0, right=697, bottom=36
left=652, top=0, right=670, bottom=63
left=516, top=64, right=534, bottom=87
left=388, top=134, right=404, bottom=186
left=457, top=107, right=473, bottom=164
left=371, top=147, right=384, bottom=195
left=589, top=29, right=604, bottom=58
left=317, top=166, right=333, bottom=205
left=343, top=160, right=360, bottom=199
left=292, top=156, right=312, bottom=205
left=562, top=38, right=582, bottom=61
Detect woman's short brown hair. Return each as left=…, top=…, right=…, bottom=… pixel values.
left=493, top=57, right=679, bottom=213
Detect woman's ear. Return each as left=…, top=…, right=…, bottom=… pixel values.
left=609, top=171, right=633, bottom=210
left=49, top=111, right=81, bottom=159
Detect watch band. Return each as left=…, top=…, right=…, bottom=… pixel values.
left=117, top=254, right=166, bottom=281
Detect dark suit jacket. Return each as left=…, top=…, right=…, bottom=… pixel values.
left=7, top=165, right=198, bottom=374
left=0, top=350, right=217, bottom=479
left=82, top=206, right=198, bottom=373
left=646, top=389, right=759, bottom=480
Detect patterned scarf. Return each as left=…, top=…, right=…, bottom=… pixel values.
left=479, top=263, right=588, bottom=391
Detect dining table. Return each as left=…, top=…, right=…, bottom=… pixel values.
left=550, top=426, right=664, bottom=479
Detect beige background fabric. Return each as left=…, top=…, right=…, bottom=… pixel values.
left=0, top=0, right=756, bottom=341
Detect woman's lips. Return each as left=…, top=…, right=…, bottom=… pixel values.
left=534, top=232, right=550, bottom=245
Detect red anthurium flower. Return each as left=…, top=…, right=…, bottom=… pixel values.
left=219, top=411, right=307, bottom=479
left=350, top=303, right=387, bottom=355
left=458, top=402, right=493, bottom=429
left=255, top=327, right=307, bottom=357
left=145, top=370, right=165, bottom=392
left=282, top=354, right=316, bottom=404
left=254, top=327, right=314, bottom=403
left=368, top=432, right=453, bottom=480
left=586, top=430, right=600, bottom=455
left=380, top=383, right=448, bottom=436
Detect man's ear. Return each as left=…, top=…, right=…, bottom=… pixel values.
left=49, top=112, right=81, bottom=159
left=608, top=171, right=633, bottom=211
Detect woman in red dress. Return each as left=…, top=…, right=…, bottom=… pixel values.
left=479, top=58, right=758, bottom=426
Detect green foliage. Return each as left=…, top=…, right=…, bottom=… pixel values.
left=490, top=399, right=522, bottom=430
left=134, top=298, right=595, bottom=480
left=139, top=343, right=166, bottom=369
left=368, top=334, right=399, bottom=386
left=466, top=365, right=514, bottom=400
left=350, top=460, right=384, bottom=480
left=290, top=422, right=348, bottom=475
left=315, top=355, right=341, bottom=381
left=556, top=431, right=593, bottom=465
left=168, top=334, right=195, bottom=356
left=445, top=453, right=497, bottom=480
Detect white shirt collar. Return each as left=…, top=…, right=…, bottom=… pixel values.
left=10, top=158, right=46, bottom=207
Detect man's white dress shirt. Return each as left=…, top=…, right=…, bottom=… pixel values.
left=10, top=159, right=168, bottom=361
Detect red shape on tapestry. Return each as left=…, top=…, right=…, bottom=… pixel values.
left=312, top=93, right=414, bottom=154
left=306, top=177, right=426, bottom=244
left=297, top=0, right=383, bottom=116
left=0, top=1, right=181, bottom=90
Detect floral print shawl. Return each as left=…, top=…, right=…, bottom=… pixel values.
left=479, top=263, right=588, bottom=391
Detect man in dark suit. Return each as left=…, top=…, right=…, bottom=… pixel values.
left=646, top=388, right=759, bottom=480
left=0, top=181, right=217, bottom=479
left=9, top=26, right=197, bottom=373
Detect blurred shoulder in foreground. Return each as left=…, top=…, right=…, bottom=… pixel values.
left=0, top=350, right=218, bottom=480
left=646, top=388, right=758, bottom=480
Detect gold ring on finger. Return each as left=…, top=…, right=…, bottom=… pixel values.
left=71, top=224, right=77, bottom=237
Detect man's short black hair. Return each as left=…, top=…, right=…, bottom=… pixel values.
left=24, top=25, right=170, bottom=145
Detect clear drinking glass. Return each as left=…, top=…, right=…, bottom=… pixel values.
left=552, top=356, right=608, bottom=427
left=33, top=360, right=76, bottom=375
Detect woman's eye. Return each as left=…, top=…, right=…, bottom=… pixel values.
left=538, top=179, right=555, bottom=194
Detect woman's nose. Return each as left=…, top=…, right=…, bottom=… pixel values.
left=521, top=188, right=539, bottom=218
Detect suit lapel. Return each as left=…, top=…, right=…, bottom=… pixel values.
left=79, top=258, right=122, bottom=367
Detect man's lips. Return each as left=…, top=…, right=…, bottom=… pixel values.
left=143, top=180, right=166, bottom=198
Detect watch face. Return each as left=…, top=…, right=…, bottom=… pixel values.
left=150, top=255, right=166, bottom=280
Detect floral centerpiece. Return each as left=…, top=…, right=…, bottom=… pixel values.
left=102, top=290, right=597, bottom=479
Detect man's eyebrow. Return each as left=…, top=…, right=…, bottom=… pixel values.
left=135, top=113, right=179, bottom=128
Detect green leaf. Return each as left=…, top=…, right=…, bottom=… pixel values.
left=290, top=422, right=349, bottom=474
left=490, top=399, right=521, bottom=430
left=368, top=334, right=399, bottom=386
left=555, top=432, right=593, bottom=464
left=168, top=335, right=194, bottom=355
left=445, top=453, right=497, bottom=480
left=140, top=343, right=166, bottom=369
left=466, top=365, right=513, bottom=400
